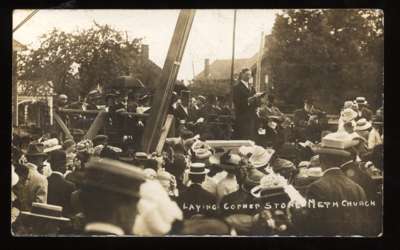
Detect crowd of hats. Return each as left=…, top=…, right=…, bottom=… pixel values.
left=10, top=95, right=383, bottom=236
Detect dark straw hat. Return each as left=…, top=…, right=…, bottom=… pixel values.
left=20, top=202, right=70, bottom=222
left=49, top=149, right=67, bottom=166
left=26, top=143, right=47, bottom=157
left=75, top=157, right=147, bottom=198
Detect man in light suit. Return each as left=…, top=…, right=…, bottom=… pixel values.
left=14, top=143, right=48, bottom=211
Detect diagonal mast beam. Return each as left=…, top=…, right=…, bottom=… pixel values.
left=142, top=9, right=196, bottom=153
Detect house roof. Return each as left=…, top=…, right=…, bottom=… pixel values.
left=194, top=53, right=259, bottom=80
left=137, top=58, right=186, bottom=89
left=13, top=39, right=27, bottom=52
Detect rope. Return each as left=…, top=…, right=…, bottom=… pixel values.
left=13, top=9, right=40, bottom=33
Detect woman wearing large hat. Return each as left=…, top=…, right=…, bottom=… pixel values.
left=355, top=118, right=372, bottom=141
left=208, top=150, right=242, bottom=202
left=338, top=108, right=358, bottom=132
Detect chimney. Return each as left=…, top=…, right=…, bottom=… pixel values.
left=141, top=44, right=149, bottom=60
left=204, top=58, right=210, bottom=78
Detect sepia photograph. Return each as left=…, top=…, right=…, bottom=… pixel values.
left=11, top=9, right=383, bottom=237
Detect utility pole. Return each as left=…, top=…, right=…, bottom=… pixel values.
left=255, top=31, right=264, bottom=92
left=230, top=9, right=237, bottom=108
left=142, top=9, right=196, bottom=153
left=13, top=10, right=40, bottom=33
left=192, top=60, right=196, bottom=80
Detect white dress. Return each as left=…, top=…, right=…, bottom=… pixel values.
left=368, top=127, right=383, bottom=150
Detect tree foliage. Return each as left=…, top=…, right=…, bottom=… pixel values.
left=265, top=9, right=383, bottom=112
left=17, top=22, right=143, bottom=99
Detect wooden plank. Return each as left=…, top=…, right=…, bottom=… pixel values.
left=205, top=140, right=255, bottom=154
left=83, top=111, right=108, bottom=140
left=53, top=112, right=73, bottom=140
left=155, top=114, right=175, bottom=154
left=142, top=10, right=196, bottom=153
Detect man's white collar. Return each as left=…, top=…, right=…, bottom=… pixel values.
left=240, top=80, right=249, bottom=89
left=51, top=171, right=64, bottom=177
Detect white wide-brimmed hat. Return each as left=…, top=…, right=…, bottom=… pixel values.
left=355, top=118, right=372, bottom=131
left=194, top=148, right=212, bottom=160
left=343, top=101, right=354, bottom=109
left=42, top=138, right=62, bottom=153
left=238, top=145, right=255, bottom=157
left=341, top=108, right=358, bottom=123
left=191, top=141, right=212, bottom=160
left=249, top=146, right=276, bottom=168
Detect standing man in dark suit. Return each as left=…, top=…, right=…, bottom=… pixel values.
left=174, top=93, right=190, bottom=123
left=178, top=163, right=218, bottom=219
left=291, top=133, right=370, bottom=236
left=232, top=68, right=264, bottom=140
left=47, top=150, right=76, bottom=217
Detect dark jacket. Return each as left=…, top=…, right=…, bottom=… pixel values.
left=178, top=184, right=218, bottom=219
left=188, top=105, right=202, bottom=122
left=47, top=172, right=76, bottom=217
left=293, top=108, right=310, bottom=128
left=219, top=189, right=258, bottom=217
left=294, top=168, right=368, bottom=236
left=174, top=103, right=189, bottom=122
left=232, top=81, right=257, bottom=140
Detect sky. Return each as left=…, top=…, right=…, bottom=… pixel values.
left=13, top=9, right=279, bottom=81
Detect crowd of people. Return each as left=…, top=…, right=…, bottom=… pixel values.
left=11, top=70, right=383, bottom=236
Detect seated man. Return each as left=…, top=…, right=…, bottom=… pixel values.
left=258, top=94, right=286, bottom=122
left=295, top=98, right=326, bottom=143
left=355, top=97, right=373, bottom=122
